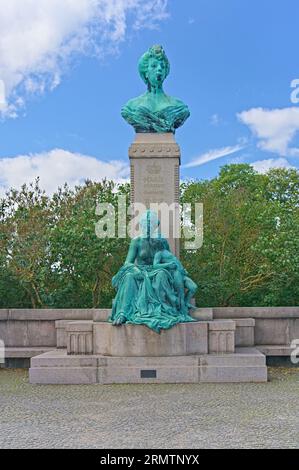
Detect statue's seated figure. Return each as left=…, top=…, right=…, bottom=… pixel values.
left=109, top=211, right=197, bottom=333
left=153, top=246, right=197, bottom=313
left=121, top=45, right=190, bottom=134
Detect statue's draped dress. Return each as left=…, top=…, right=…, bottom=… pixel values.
left=110, top=238, right=194, bottom=333
left=121, top=98, right=190, bottom=134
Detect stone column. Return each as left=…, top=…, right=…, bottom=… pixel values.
left=129, top=133, right=180, bottom=257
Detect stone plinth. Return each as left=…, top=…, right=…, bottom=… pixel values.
left=29, top=347, right=267, bottom=384
left=208, top=320, right=236, bottom=354
left=66, top=322, right=93, bottom=355
left=30, top=350, right=98, bottom=385
left=129, top=133, right=180, bottom=257
left=93, top=322, right=208, bottom=357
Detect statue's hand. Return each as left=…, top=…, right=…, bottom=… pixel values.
left=132, top=266, right=143, bottom=280
left=167, top=262, right=177, bottom=270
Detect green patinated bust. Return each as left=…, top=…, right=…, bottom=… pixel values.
left=121, top=45, right=190, bottom=134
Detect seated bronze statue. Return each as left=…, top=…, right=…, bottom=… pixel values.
left=109, top=211, right=197, bottom=333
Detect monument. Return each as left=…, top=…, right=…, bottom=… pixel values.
left=29, top=46, right=268, bottom=384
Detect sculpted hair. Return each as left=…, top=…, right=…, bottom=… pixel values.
left=138, top=45, right=170, bottom=87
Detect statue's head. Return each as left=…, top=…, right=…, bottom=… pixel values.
left=139, top=210, right=160, bottom=238
left=138, top=45, right=170, bottom=90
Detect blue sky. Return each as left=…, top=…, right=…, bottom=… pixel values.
left=0, top=0, right=299, bottom=194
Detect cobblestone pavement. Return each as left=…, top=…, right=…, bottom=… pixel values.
left=0, top=368, right=298, bottom=449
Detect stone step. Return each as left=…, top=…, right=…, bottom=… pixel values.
left=256, top=345, right=294, bottom=356
left=199, top=366, right=267, bottom=383
left=30, top=367, right=98, bottom=385
left=31, top=350, right=98, bottom=368
left=200, top=348, right=266, bottom=367
left=5, top=347, right=55, bottom=358
left=29, top=348, right=267, bottom=384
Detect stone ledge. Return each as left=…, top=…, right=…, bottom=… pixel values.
left=200, top=348, right=266, bottom=366
left=93, top=321, right=209, bottom=357
left=93, top=309, right=111, bottom=322
left=208, top=320, right=236, bottom=331
left=234, top=318, right=255, bottom=327
left=213, top=307, right=299, bottom=319
left=192, top=308, right=213, bottom=321
left=256, top=345, right=294, bottom=356
left=31, top=350, right=98, bottom=367
left=5, top=347, right=55, bottom=358
left=66, top=321, right=93, bottom=333
left=7, top=309, right=95, bottom=321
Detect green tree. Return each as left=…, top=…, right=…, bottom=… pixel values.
left=0, top=165, right=298, bottom=309
left=181, top=164, right=299, bottom=307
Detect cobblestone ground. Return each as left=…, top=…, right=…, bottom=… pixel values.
left=0, top=368, right=298, bottom=449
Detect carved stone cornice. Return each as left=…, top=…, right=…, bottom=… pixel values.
left=129, top=142, right=181, bottom=160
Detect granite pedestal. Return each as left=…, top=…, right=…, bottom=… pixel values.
left=29, top=320, right=268, bottom=384
left=129, top=133, right=181, bottom=256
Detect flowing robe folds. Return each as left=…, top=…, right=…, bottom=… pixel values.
left=110, top=264, right=195, bottom=333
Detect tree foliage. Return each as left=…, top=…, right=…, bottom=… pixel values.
left=0, top=164, right=298, bottom=308
left=181, top=165, right=299, bottom=307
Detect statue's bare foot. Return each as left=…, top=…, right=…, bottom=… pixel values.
left=113, top=314, right=126, bottom=326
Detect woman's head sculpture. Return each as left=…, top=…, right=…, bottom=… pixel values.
left=138, top=45, right=170, bottom=90
left=121, top=44, right=190, bottom=133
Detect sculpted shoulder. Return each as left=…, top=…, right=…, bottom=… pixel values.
left=122, top=94, right=148, bottom=113
left=166, top=95, right=189, bottom=109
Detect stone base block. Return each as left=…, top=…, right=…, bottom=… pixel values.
left=208, top=320, right=236, bottom=353
left=30, top=351, right=98, bottom=384
left=98, top=355, right=199, bottom=384
left=93, top=321, right=208, bottom=357
left=235, top=318, right=255, bottom=347
left=29, top=348, right=267, bottom=384
left=199, top=348, right=267, bottom=383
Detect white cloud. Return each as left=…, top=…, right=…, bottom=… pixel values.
left=184, top=144, right=245, bottom=168
left=0, top=149, right=129, bottom=196
left=0, top=0, right=168, bottom=117
left=251, top=158, right=294, bottom=174
left=238, top=107, right=299, bottom=157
